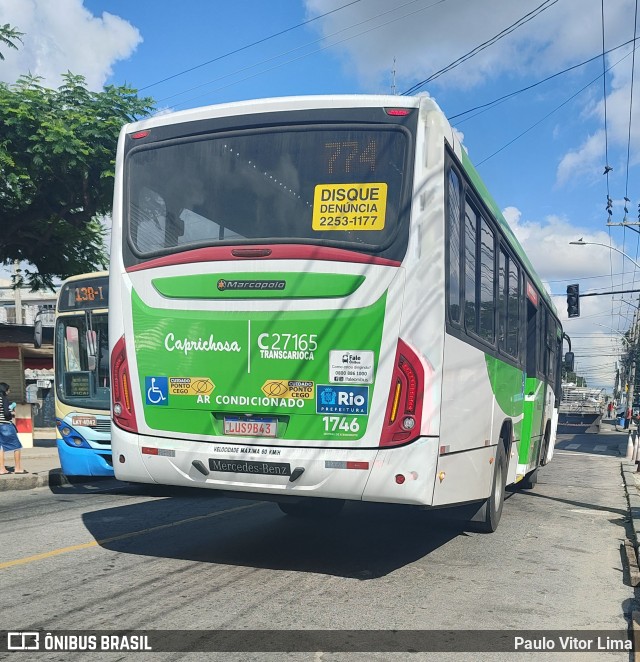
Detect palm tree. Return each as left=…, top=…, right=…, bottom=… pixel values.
left=0, top=24, right=24, bottom=61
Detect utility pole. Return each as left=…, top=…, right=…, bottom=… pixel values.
left=13, top=260, right=22, bottom=325
left=625, top=307, right=639, bottom=425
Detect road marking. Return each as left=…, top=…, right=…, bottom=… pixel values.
left=594, top=445, right=607, bottom=452
left=568, top=508, right=608, bottom=516
left=555, top=450, right=618, bottom=459
left=0, top=502, right=263, bottom=571
left=565, top=444, right=580, bottom=450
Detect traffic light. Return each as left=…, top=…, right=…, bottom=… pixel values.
left=566, top=283, right=580, bottom=318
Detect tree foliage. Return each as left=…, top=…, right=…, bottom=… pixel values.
left=0, top=24, right=23, bottom=60
left=0, top=73, right=154, bottom=289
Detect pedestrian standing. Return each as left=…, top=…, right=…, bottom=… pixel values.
left=0, top=382, right=27, bottom=474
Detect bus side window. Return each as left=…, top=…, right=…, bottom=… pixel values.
left=464, top=203, right=477, bottom=334
left=548, top=318, right=557, bottom=384
left=507, top=258, right=520, bottom=358
left=447, top=169, right=462, bottom=324
left=498, top=249, right=507, bottom=348
left=478, top=217, right=495, bottom=344
left=498, top=247, right=520, bottom=359
left=538, top=305, right=547, bottom=378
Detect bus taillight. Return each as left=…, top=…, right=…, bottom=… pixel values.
left=380, top=339, right=424, bottom=447
left=111, top=335, right=138, bottom=433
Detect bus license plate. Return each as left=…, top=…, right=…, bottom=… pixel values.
left=223, top=417, right=277, bottom=437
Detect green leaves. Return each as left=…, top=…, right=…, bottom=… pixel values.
left=0, top=73, right=154, bottom=289
left=0, top=24, right=23, bottom=60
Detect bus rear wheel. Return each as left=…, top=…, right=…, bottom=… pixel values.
left=277, top=498, right=345, bottom=518
left=468, top=442, right=507, bottom=533
left=520, top=468, right=538, bottom=489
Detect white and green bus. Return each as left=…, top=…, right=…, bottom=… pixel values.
left=109, top=94, right=567, bottom=532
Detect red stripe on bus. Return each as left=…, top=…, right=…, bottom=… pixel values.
left=126, top=245, right=401, bottom=271
left=346, top=461, right=369, bottom=470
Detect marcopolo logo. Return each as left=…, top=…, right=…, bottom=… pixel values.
left=217, top=279, right=286, bottom=291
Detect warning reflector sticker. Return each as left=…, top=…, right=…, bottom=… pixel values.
left=312, top=183, right=387, bottom=231
left=169, top=377, right=215, bottom=396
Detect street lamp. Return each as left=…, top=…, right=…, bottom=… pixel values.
left=591, top=323, right=633, bottom=346
left=569, top=239, right=640, bottom=271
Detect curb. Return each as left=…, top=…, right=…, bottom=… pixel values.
left=622, top=462, right=640, bottom=555
left=0, top=469, right=109, bottom=492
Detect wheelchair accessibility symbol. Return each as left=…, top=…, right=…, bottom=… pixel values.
left=145, top=376, right=168, bottom=406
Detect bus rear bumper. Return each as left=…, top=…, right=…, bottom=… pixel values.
left=112, top=430, right=440, bottom=505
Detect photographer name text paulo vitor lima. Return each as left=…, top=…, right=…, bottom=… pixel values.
left=515, top=636, right=631, bottom=651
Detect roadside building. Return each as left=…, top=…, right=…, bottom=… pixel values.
left=0, top=279, right=57, bottom=441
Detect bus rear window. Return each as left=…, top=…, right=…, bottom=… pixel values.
left=125, top=126, right=410, bottom=258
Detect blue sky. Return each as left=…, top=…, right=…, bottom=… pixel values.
left=2, top=0, right=640, bottom=390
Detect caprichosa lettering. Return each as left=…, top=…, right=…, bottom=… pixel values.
left=164, top=333, right=241, bottom=355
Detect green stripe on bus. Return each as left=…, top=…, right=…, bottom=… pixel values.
left=152, top=272, right=366, bottom=300
left=131, top=288, right=387, bottom=440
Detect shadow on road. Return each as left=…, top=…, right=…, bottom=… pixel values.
left=82, top=492, right=474, bottom=579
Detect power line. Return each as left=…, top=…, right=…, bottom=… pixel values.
left=401, top=0, right=559, bottom=95
left=448, top=38, right=639, bottom=123
left=624, top=0, right=639, bottom=218
left=138, top=0, right=364, bottom=92
left=159, top=0, right=446, bottom=108
left=547, top=271, right=632, bottom=283
left=475, top=46, right=637, bottom=166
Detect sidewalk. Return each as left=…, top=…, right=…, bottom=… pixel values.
left=617, top=428, right=640, bottom=570
left=0, top=425, right=632, bottom=493
left=0, top=430, right=97, bottom=492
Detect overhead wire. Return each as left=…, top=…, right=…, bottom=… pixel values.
left=623, top=0, right=640, bottom=327
left=157, top=0, right=447, bottom=108
left=148, top=0, right=564, bottom=115
left=547, top=271, right=631, bottom=283
left=625, top=0, right=639, bottom=218
left=138, top=0, right=364, bottom=92
left=165, top=0, right=450, bottom=111
left=474, top=48, right=637, bottom=166
left=448, top=37, right=640, bottom=124
left=401, top=0, right=559, bottom=95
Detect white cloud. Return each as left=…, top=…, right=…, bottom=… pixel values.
left=304, top=0, right=635, bottom=90
left=304, top=0, right=640, bottom=191
left=556, top=131, right=606, bottom=187
left=555, top=44, right=640, bottom=186
left=0, top=0, right=142, bottom=90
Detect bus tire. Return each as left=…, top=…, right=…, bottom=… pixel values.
left=539, top=424, right=551, bottom=467
left=520, top=468, right=538, bottom=489
left=278, top=498, right=345, bottom=518
left=468, top=442, right=507, bottom=533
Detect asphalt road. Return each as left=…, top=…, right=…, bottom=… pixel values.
left=0, top=432, right=636, bottom=661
